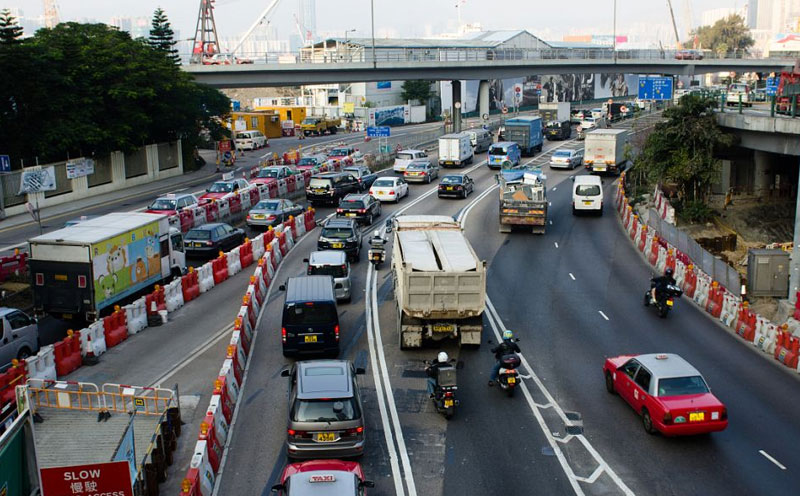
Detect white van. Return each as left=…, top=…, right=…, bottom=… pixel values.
left=393, top=149, right=428, bottom=173
left=572, top=175, right=603, bottom=215
left=468, top=128, right=493, bottom=153
left=235, top=130, right=268, bottom=150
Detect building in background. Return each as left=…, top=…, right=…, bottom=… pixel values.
left=109, top=16, right=152, bottom=39
left=298, top=0, right=316, bottom=44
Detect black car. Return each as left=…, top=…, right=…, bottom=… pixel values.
left=336, top=193, right=382, bottom=225
left=438, top=174, right=475, bottom=199
left=305, top=172, right=361, bottom=207
left=317, top=218, right=363, bottom=262
left=184, top=223, right=245, bottom=258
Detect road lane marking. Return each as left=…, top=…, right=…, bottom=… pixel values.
left=0, top=242, right=26, bottom=252
left=149, top=323, right=234, bottom=387
left=599, top=311, right=610, bottom=321
left=759, top=450, right=787, bottom=470
left=554, top=242, right=559, bottom=248
left=569, top=273, right=575, bottom=280
left=552, top=187, right=557, bottom=191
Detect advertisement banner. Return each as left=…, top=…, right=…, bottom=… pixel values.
left=376, top=81, right=391, bottom=89
left=343, top=102, right=355, bottom=114
left=40, top=461, right=133, bottom=496
left=369, top=105, right=408, bottom=127
left=0, top=415, right=34, bottom=496
left=112, top=414, right=137, bottom=483
left=19, top=166, right=56, bottom=194
left=66, top=158, right=95, bottom=180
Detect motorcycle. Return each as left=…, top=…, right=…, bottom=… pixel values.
left=497, top=353, right=522, bottom=397
left=424, top=359, right=460, bottom=419
left=368, top=244, right=385, bottom=269
left=644, top=283, right=683, bottom=318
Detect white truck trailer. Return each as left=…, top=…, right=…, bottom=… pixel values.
left=583, top=128, right=630, bottom=174
left=391, top=215, right=486, bottom=349
left=438, top=133, right=474, bottom=168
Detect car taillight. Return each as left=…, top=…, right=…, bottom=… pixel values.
left=337, top=208, right=343, bottom=213
left=35, top=273, right=44, bottom=286
left=389, top=190, right=395, bottom=195
left=341, top=264, right=347, bottom=272
left=444, top=392, right=454, bottom=397
left=281, top=327, right=287, bottom=343
left=346, top=426, right=364, bottom=435
left=369, top=190, right=374, bottom=195
left=358, top=209, right=365, bottom=214
left=334, top=325, right=340, bottom=341
left=721, top=407, right=728, bottom=420
left=663, top=412, right=672, bottom=424
left=206, top=241, right=214, bottom=246
left=77, top=275, right=87, bottom=288
left=246, top=214, right=251, bottom=220
left=288, top=429, right=309, bottom=438
left=266, top=215, right=276, bottom=221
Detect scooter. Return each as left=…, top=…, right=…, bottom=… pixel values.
left=368, top=244, right=385, bottom=269
left=424, top=359, right=460, bottom=419
left=644, top=283, right=683, bottom=318
left=497, top=353, right=522, bottom=397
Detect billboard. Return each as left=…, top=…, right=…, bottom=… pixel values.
left=66, top=158, right=95, bottom=180
left=368, top=105, right=408, bottom=126
left=376, top=81, right=392, bottom=89
left=19, top=167, right=56, bottom=194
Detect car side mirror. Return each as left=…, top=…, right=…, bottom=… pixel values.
left=360, top=480, right=375, bottom=489
left=571, top=176, right=576, bottom=182
left=355, top=367, right=366, bottom=375
left=278, top=284, right=286, bottom=291
left=271, top=483, right=284, bottom=492
left=303, top=258, right=309, bottom=263
left=280, top=369, right=290, bottom=377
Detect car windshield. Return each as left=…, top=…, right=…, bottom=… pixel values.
left=545, top=121, right=561, bottom=128
left=407, top=164, right=426, bottom=170
left=553, top=150, right=572, bottom=158
left=343, top=168, right=361, bottom=178
left=657, top=376, right=710, bottom=397
left=372, top=179, right=395, bottom=187
left=321, top=227, right=354, bottom=239
left=329, top=148, right=350, bottom=156
left=235, top=133, right=252, bottom=139
left=583, top=117, right=596, bottom=123
left=292, top=397, right=360, bottom=422
left=489, top=146, right=507, bottom=155
left=576, top=185, right=601, bottom=196
left=254, top=201, right=280, bottom=211
left=149, top=199, right=177, bottom=210
left=257, top=169, right=279, bottom=178
left=208, top=182, right=234, bottom=193
left=301, top=118, right=317, bottom=125
left=185, top=230, right=211, bottom=240
left=396, top=152, right=414, bottom=160
left=309, top=178, right=332, bottom=189
left=339, top=200, right=364, bottom=209
left=283, top=302, right=337, bottom=325
left=298, top=157, right=318, bottom=166
left=308, top=264, right=346, bottom=277
left=440, top=176, right=463, bottom=184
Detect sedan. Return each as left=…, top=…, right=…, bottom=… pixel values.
left=251, top=166, right=293, bottom=186
left=271, top=460, right=374, bottom=495
left=438, top=174, right=474, bottom=199
left=184, top=223, right=245, bottom=258
left=369, top=177, right=409, bottom=202
left=247, top=199, right=304, bottom=229
left=603, top=353, right=728, bottom=436
left=550, top=149, right=584, bottom=169
left=675, top=49, right=704, bottom=60
left=336, top=194, right=382, bottom=225
left=199, top=178, right=249, bottom=203
left=404, top=161, right=439, bottom=183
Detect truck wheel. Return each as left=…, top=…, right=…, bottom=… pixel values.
left=397, top=306, right=409, bottom=350
left=331, top=127, right=337, bottom=134
left=17, top=347, right=32, bottom=360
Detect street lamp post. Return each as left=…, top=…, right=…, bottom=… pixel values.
left=344, top=28, right=355, bottom=62
left=612, top=0, right=617, bottom=61
left=370, top=0, right=376, bottom=68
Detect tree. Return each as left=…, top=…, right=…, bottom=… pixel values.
left=401, top=80, right=434, bottom=104
left=149, top=7, right=179, bottom=64
left=636, top=95, right=735, bottom=207
left=691, top=14, right=754, bottom=55
left=0, top=9, right=24, bottom=44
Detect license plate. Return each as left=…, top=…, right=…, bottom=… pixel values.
left=304, top=335, right=318, bottom=343
left=313, top=188, right=326, bottom=193
left=54, top=274, right=67, bottom=281
left=331, top=242, right=344, bottom=249
left=194, top=242, right=204, bottom=247
left=667, top=299, right=674, bottom=307
left=595, top=167, right=607, bottom=172
left=446, top=186, right=453, bottom=191
left=583, top=201, right=593, bottom=205
left=433, top=324, right=454, bottom=333
left=346, top=213, right=356, bottom=217
left=507, top=376, right=516, bottom=384
left=252, top=214, right=265, bottom=219
left=315, top=432, right=337, bottom=442
left=444, top=399, right=454, bottom=408
left=689, top=412, right=704, bottom=422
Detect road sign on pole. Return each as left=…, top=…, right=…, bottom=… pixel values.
left=366, top=126, right=391, bottom=137
left=0, top=155, right=9, bottom=172
left=637, top=76, right=673, bottom=101
left=766, top=76, right=779, bottom=96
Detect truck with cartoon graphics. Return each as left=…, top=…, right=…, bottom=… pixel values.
left=28, top=212, right=186, bottom=322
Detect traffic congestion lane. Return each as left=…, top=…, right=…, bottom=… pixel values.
left=461, top=167, right=800, bottom=494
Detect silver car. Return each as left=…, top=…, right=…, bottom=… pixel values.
left=550, top=149, right=584, bottom=169
left=403, top=160, right=439, bottom=183
left=305, top=251, right=352, bottom=302
left=1, top=307, right=39, bottom=369
left=246, top=199, right=304, bottom=229
left=282, top=360, right=366, bottom=460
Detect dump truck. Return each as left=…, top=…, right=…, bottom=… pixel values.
left=583, top=128, right=629, bottom=174
left=301, top=116, right=341, bottom=136
left=391, top=215, right=486, bottom=349
left=28, top=212, right=186, bottom=321
left=497, top=167, right=548, bottom=234
left=504, top=116, right=543, bottom=155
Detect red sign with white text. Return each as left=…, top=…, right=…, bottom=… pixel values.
left=40, top=461, right=133, bottom=496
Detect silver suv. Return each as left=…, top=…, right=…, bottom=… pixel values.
left=1, top=307, right=39, bottom=370
left=281, top=360, right=366, bottom=460
left=304, top=251, right=352, bottom=303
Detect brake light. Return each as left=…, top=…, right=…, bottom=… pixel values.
left=35, top=273, right=44, bottom=286
left=358, top=209, right=365, bottom=214
left=77, top=275, right=87, bottom=288
left=287, top=429, right=295, bottom=436
left=444, top=392, right=454, bottom=397
left=346, top=426, right=364, bottom=435
left=337, top=208, right=343, bottom=213
left=369, top=190, right=374, bottom=195
left=281, top=327, right=287, bottom=343
left=206, top=241, right=214, bottom=246
left=341, top=264, right=347, bottom=272
left=335, top=325, right=340, bottom=341
left=389, top=190, right=395, bottom=195
left=663, top=412, right=673, bottom=424
left=265, top=215, right=276, bottom=221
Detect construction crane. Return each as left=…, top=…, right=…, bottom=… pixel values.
left=293, top=13, right=311, bottom=46
left=190, top=0, right=222, bottom=64
left=666, top=0, right=682, bottom=50
left=229, top=0, right=282, bottom=56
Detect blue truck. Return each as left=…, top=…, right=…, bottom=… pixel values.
left=504, top=116, right=544, bottom=156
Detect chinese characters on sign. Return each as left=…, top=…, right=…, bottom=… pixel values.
left=40, top=461, right=133, bottom=496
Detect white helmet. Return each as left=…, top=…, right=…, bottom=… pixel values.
left=437, top=351, right=449, bottom=363
left=374, top=229, right=382, bottom=238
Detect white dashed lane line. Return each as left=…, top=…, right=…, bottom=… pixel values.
left=569, top=273, right=575, bottom=281
left=598, top=311, right=610, bottom=321
left=759, top=450, right=787, bottom=470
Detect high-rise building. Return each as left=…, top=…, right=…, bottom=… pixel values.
left=298, top=0, right=316, bottom=43
left=747, top=0, right=760, bottom=28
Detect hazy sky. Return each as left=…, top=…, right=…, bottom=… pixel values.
left=7, top=0, right=747, bottom=43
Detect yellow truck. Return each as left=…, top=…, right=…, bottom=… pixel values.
left=300, top=116, right=341, bottom=136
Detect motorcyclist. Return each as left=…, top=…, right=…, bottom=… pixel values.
left=650, top=267, right=677, bottom=304
left=369, top=229, right=385, bottom=249
left=489, top=330, right=521, bottom=386
left=426, top=351, right=450, bottom=397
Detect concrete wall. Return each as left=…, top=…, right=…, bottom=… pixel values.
left=716, top=112, right=800, bottom=156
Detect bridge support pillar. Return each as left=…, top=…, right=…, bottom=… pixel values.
left=478, top=80, right=490, bottom=122
left=753, top=150, right=773, bottom=197
left=791, top=164, right=800, bottom=304
left=452, top=80, right=462, bottom=134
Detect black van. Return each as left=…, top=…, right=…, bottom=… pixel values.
left=280, top=275, right=340, bottom=357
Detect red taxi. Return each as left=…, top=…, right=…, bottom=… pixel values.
left=198, top=178, right=249, bottom=203
left=271, top=460, right=374, bottom=495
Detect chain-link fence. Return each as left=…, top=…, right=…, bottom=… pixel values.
left=647, top=208, right=741, bottom=290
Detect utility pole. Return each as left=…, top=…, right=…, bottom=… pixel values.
left=370, top=0, right=376, bottom=68
left=612, top=0, right=617, bottom=61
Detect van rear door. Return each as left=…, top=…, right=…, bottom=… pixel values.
left=283, top=301, right=339, bottom=352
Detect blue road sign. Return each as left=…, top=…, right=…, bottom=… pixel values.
left=367, top=126, right=391, bottom=137
left=0, top=155, right=9, bottom=172
left=638, top=76, right=673, bottom=101
left=766, top=77, right=779, bottom=96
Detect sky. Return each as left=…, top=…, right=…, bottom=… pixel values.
left=6, top=0, right=748, bottom=44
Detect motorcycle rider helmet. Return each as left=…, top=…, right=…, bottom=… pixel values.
left=437, top=351, right=449, bottom=363
left=373, top=229, right=382, bottom=239
left=503, top=329, right=513, bottom=340
left=665, top=267, right=674, bottom=277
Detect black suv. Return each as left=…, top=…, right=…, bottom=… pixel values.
left=336, top=193, right=382, bottom=226
left=317, top=218, right=362, bottom=262
left=305, top=172, right=360, bottom=207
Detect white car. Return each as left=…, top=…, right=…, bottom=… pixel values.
left=590, top=108, right=605, bottom=120
left=550, top=149, right=584, bottom=169
left=235, top=130, right=267, bottom=150
left=369, top=177, right=409, bottom=202
left=579, top=117, right=598, bottom=130
left=393, top=150, right=428, bottom=173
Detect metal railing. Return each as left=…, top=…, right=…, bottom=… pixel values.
left=27, top=379, right=175, bottom=416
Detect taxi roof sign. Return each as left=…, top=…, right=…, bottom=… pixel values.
left=309, top=474, right=336, bottom=483
left=222, top=172, right=234, bottom=181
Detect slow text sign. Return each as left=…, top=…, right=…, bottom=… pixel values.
left=40, top=461, right=133, bottom=496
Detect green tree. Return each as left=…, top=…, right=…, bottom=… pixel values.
left=636, top=95, right=735, bottom=205
left=401, top=80, right=434, bottom=103
left=691, top=14, right=754, bottom=55
left=149, top=7, right=179, bottom=64
left=0, top=9, right=24, bottom=44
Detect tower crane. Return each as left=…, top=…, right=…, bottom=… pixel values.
left=229, top=0, right=282, bottom=56
left=666, top=0, right=682, bottom=49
